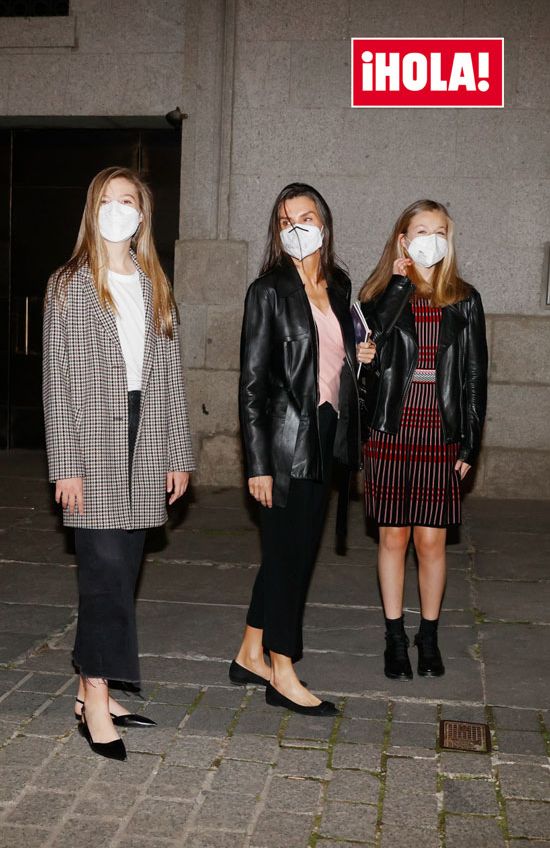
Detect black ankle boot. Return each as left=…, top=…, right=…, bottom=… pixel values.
left=384, top=629, right=413, bottom=680
left=414, top=628, right=445, bottom=677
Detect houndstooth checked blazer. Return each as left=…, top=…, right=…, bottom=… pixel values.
left=42, top=254, right=195, bottom=529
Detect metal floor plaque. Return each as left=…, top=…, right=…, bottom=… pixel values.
left=439, top=720, right=491, bottom=753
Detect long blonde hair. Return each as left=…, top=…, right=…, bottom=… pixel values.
left=52, top=166, right=175, bottom=337
left=359, top=199, right=470, bottom=306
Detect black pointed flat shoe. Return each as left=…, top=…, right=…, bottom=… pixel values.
left=229, top=660, right=307, bottom=688
left=79, top=708, right=127, bottom=761
left=265, top=683, right=340, bottom=717
left=111, top=713, right=157, bottom=728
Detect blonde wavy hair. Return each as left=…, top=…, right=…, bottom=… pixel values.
left=52, top=166, right=175, bottom=337
left=359, top=199, right=470, bottom=306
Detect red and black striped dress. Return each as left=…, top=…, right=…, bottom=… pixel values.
left=364, top=297, right=461, bottom=527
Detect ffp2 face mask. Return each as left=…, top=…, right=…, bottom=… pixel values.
left=280, top=223, right=323, bottom=261
left=406, top=234, right=448, bottom=268
left=98, top=201, right=141, bottom=243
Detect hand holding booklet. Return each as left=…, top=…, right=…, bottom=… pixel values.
left=350, top=301, right=371, bottom=377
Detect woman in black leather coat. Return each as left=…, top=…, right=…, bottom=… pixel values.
left=359, top=199, right=487, bottom=681
left=229, top=183, right=375, bottom=716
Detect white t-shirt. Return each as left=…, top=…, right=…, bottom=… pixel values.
left=108, top=269, right=145, bottom=391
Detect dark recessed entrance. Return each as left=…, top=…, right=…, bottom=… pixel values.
left=0, top=126, right=181, bottom=449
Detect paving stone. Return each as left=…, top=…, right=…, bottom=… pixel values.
left=53, top=818, right=121, bottom=848
left=186, top=833, right=248, bottom=848
left=444, top=814, right=505, bottom=847
left=0, top=670, right=29, bottom=695
left=439, top=751, right=493, bottom=776
left=284, top=713, right=335, bottom=741
left=200, top=687, right=246, bottom=709
left=73, top=782, right=141, bottom=817
left=126, top=798, right=194, bottom=838
left=180, top=706, right=235, bottom=737
left=319, top=800, right=377, bottom=842
left=0, top=735, right=56, bottom=768
left=95, top=751, right=160, bottom=786
left=147, top=764, right=209, bottom=799
left=6, top=789, right=77, bottom=825
left=495, top=729, right=547, bottom=756
left=0, top=691, right=51, bottom=719
left=251, top=810, right=314, bottom=848
left=18, top=674, right=73, bottom=695
left=224, top=734, right=279, bottom=764
left=232, top=708, right=282, bottom=736
left=343, top=697, right=389, bottom=720
left=135, top=702, right=189, bottom=727
left=195, top=791, right=252, bottom=831
left=210, top=759, right=270, bottom=796
left=152, top=683, right=200, bottom=705
left=164, top=735, right=223, bottom=768
left=331, top=742, right=381, bottom=772
left=379, top=824, right=439, bottom=847
left=31, top=753, right=100, bottom=791
left=390, top=721, right=436, bottom=749
left=0, top=765, right=36, bottom=802
left=382, top=788, right=439, bottom=824
left=442, top=778, right=499, bottom=814
left=337, top=718, right=385, bottom=745
left=507, top=799, right=550, bottom=839
left=0, top=826, right=51, bottom=848
left=327, top=768, right=380, bottom=803
left=123, top=726, right=179, bottom=755
left=391, top=701, right=438, bottom=724
left=492, top=706, right=541, bottom=732
left=385, top=757, right=438, bottom=794
left=498, top=762, right=550, bottom=800
left=264, top=775, right=322, bottom=812
left=275, top=747, right=328, bottom=778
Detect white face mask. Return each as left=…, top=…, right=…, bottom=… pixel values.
left=98, top=200, right=141, bottom=243
left=406, top=233, right=448, bottom=268
left=280, top=223, right=323, bottom=261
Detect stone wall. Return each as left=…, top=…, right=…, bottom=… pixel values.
left=1, top=0, right=548, bottom=496
left=177, top=0, right=550, bottom=497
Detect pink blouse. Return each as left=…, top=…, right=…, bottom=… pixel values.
left=310, top=302, right=345, bottom=412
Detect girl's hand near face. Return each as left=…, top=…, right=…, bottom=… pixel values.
left=454, top=460, right=471, bottom=480
left=356, top=340, right=376, bottom=365
left=248, top=475, right=273, bottom=509
left=55, top=477, right=84, bottom=515
left=393, top=258, right=413, bottom=277
left=167, top=471, right=190, bottom=505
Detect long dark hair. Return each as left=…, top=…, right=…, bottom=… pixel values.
left=260, top=182, right=346, bottom=284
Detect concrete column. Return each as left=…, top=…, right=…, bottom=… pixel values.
left=175, top=0, right=246, bottom=485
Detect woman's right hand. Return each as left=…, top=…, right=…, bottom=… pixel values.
left=55, top=477, right=84, bottom=515
left=248, top=475, right=273, bottom=509
left=393, top=258, right=413, bottom=276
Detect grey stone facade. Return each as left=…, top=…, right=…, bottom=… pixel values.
left=1, top=0, right=549, bottom=496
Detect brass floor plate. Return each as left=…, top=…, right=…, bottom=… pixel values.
left=439, top=719, right=491, bottom=753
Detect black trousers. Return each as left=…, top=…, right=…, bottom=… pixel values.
left=246, top=402, right=338, bottom=659
left=73, top=391, right=145, bottom=685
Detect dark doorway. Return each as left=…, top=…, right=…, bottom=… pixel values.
left=0, top=127, right=181, bottom=448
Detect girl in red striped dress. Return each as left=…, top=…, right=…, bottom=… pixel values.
left=358, top=200, right=487, bottom=680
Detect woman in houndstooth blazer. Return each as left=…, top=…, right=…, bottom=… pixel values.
left=43, top=166, right=195, bottom=760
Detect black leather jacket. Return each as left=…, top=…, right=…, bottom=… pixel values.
left=359, top=275, right=488, bottom=464
left=239, top=260, right=361, bottom=508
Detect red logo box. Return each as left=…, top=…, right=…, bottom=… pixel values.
left=351, top=38, right=504, bottom=108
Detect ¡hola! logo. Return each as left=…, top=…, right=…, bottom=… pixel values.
left=351, top=38, right=504, bottom=108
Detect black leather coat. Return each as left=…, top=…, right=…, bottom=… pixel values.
left=239, top=260, right=361, bottom=508
left=359, top=275, right=488, bottom=464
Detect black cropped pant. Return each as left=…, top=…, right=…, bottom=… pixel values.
left=73, top=391, right=145, bottom=685
left=246, top=402, right=338, bottom=659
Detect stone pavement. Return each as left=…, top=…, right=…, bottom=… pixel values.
left=0, top=452, right=549, bottom=848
